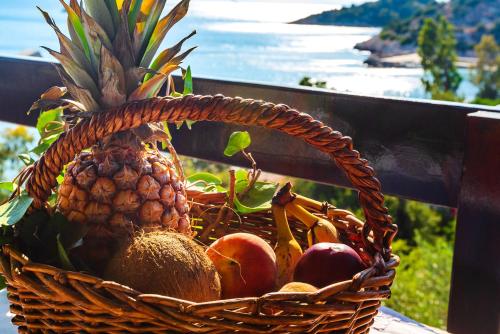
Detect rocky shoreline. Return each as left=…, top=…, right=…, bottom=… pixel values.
left=354, top=35, right=417, bottom=68
left=354, top=36, right=415, bottom=58
left=354, top=36, right=476, bottom=68
left=363, top=52, right=477, bottom=68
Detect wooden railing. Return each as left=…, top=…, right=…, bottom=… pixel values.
left=0, top=55, right=499, bottom=334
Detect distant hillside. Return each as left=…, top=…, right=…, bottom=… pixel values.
left=376, top=0, right=500, bottom=56
left=294, top=0, right=500, bottom=57
left=292, top=0, right=434, bottom=27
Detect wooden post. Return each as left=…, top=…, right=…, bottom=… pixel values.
left=448, top=111, right=500, bottom=334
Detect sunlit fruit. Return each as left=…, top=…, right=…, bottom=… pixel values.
left=104, top=231, right=221, bottom=302
left=279, top=282, right=318, bottom=293
left=294, top=243, right=365, bottom=288
left=206, top=233, right=277, bottom=298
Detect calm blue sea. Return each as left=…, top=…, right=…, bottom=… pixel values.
left=0, top=0, right=477, bottom=100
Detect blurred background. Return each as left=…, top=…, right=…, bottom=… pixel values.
left=2, top=0, right=498, bottom=101
left=1, top=0, right=499, bottom=330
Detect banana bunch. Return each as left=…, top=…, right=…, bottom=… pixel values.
left=285, top=194, right=339, bottom=247
left=271, top=183, right=340, bottom=287
left=272, top=201, right=303, bottom=287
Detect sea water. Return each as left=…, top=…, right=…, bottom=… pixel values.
left=0, top=0, right=477, bottom=100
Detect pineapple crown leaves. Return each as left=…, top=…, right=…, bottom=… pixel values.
left=36, top=0, right=195, bottom=114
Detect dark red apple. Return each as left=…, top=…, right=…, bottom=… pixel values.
left=293, top=243, right=365, bottom=288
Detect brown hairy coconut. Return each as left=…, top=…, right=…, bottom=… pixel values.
left=104, top=231, right=221, bottom=302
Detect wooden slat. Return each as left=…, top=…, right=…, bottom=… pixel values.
left=447, top=111, right=500, bottom=334
left=1, top=55, right=498, bottom=207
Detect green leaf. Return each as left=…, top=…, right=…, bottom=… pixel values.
left=129, top=73, right=167, bottom=101
left=48, top=194, right=57, bottom=206
left=233, top=196, right=269, bottom=214
left=55, top=67, right=100, bottom=112
left=104, top=0, right=120, bottom=29
left=159, top=47, right=196, bottom=75
left=233, top=182, right=278, bottom=214
left=0, top=195, right=33, bottom=227
left=31, top=143, right=50, bottom=156
left=0, top=182, right=15, bottom=192
left=85, top=0, right=116, bottom=39
left=163, top=122, right=172, bottom=140
left=183, top=65, right=193, bottom=95
left=234, top=169, right=248, bottom=183
left=135, top=0, right=167, bottom=61
left=57, top=234, right=76, bottom=271
left=187, top=173, right=226, bottom=193
left=175, top=119, right=196, bottom=130
left=140, top=0, right=190, bottom=68
left=224, top=131, right=251, bottom=157
left=80, top=8, right=114, bottom=73
left=59, top=0, right=92, bottom=61
left=145, top=30, right=195, bottom=81
left=36, top=108, right=62, bottom=137
left=43, top=47, right=100, bottom=99
left=18, top=153, right=35, bottom=166
left=187, top=172, right=222, bottom=185
left=38, top=7, right=95, bottom=78
left=31, top=132, right=62, bottom=156
left=128, top=0, right=144, bottom=35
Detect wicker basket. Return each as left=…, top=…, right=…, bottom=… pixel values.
left=0, top=94, right=399, bottom=333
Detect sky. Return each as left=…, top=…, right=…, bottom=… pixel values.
left=0, top=0, right=374, bottom=24
left=170, top=0, right=373, bottom=23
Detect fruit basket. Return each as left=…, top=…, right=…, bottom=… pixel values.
left=1, top=94, right=398, bottom=333
left=0, top=1, right=398, bottom=332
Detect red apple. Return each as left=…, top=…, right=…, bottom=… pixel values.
left=293, top=243, right=365, bottom=288
left=206, top=233, right=277, bottom=298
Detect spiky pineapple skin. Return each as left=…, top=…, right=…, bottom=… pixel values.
left=58, top=138, right=191, bottom=240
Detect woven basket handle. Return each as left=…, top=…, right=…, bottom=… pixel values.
left=25, top=94, right=396, bottom=259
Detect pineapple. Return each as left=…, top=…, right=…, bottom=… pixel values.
left=37, top=0, right=196, bottom=269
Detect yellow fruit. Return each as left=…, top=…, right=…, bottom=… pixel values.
left=272, top=203, right=303, bottom=287
left=279, top=282, right=318, bottom=293
left=293, top=194, right=324, bottom=212
left=307, top=219, right=339, bottom=246
left=285, top=201, right=339, bottom=247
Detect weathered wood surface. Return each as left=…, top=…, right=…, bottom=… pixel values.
left=0, top=289, right=447, bottom=334
left=447, top=111, right=500, bottom=334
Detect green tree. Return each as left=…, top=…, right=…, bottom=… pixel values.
left=299, top=76, right=327, bottom=89
left=472, top=35, right=500, bottom=101
left=0, top=126, right=34, bottom=201
left=385, top=235, right=453, bottom=329
left=418, top=16, right=462, bottom=101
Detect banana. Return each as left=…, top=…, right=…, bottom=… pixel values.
left=285, top=200, right=339, bottom=247
left=292, top=194, right=324, bottom=212
left=272, top=203, right=303, bottom=287
left=284, top=201, right=317, bottom=228
left=307, top=219, right=339, bottom=246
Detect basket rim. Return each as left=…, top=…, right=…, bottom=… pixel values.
left=0, top=244, right=399, bottom=307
